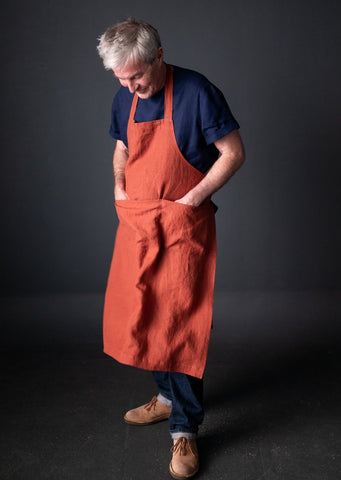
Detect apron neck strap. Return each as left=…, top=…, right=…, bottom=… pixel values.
left=163, top=64, right=173, bottom=121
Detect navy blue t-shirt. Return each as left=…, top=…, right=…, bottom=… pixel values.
left=109, top=65, right=240, bottom=173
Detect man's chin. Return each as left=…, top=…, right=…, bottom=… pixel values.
left=136, top=90, right=151, bottom=99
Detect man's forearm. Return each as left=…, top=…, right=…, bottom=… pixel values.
left=176, top=130, right=245, bottom=206
left=113, top=140, right=130, bottom=200
left=181, top=152, right=244, bottom=206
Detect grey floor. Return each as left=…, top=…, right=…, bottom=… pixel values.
left=1, top=292, right=341, bottom=479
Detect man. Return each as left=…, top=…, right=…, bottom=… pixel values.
left=97, top=18, right=245, bottom=479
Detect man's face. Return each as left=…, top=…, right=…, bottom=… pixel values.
left=113, top=47, right=165, bottom=99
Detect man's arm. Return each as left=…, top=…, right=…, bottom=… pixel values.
left=175, top=130, right=245, bottom=206
left=113, top=139, right=130, bottom=200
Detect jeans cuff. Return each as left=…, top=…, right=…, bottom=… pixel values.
left=157, top=392, right=172, bottom=407
left=171, top=431, right=197, bottom=440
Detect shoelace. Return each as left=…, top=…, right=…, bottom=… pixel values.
left=144, top=396, right=158, bottom=411
left=171, top=437, right=195, bottom=456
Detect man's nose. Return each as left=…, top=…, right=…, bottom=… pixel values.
left=127, top=80, right=137, bottom=93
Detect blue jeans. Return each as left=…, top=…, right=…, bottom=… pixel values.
left=152, top=371, right=204, bottom=438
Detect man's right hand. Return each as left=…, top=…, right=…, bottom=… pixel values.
left=114, top=187, right=130, bottom=201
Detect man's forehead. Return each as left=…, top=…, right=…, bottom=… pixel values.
left=113, top=62, right=149, bottom=79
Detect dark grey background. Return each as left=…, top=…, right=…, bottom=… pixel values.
left=1, top=0, right=341, bottom=346
left=1, top=0, right=340, bottom=295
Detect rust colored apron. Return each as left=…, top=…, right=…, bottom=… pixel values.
left=103, top=65, right=216, bottom=379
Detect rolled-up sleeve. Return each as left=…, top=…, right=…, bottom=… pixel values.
left=200, top=83, right=240, bottom=146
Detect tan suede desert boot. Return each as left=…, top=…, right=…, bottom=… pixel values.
left=124, top=396, right=172, bottom=425
left=169, top=437, right=199, bottom=479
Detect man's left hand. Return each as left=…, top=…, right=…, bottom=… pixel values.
left=175, top=192, right=202, bottom=207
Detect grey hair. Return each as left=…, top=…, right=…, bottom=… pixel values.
left=97, top=18, right=162, bottom=70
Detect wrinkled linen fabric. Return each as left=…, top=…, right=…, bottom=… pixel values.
left=103, top=65, right=216, bottom=379
left=104, top=198, right=216, bottom=378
